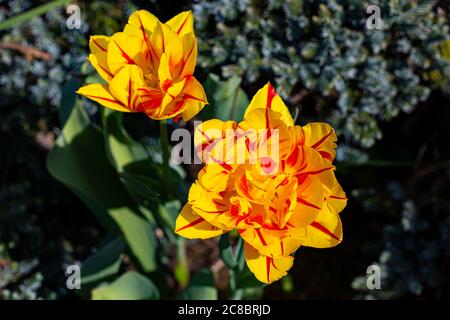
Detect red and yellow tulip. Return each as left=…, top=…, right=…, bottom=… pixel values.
left=175, top=83, right=347, bottom=284
left=77, top=10, right=207, bottom=121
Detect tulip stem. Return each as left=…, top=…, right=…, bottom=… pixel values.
left=159, top=120, right=171, bottom=199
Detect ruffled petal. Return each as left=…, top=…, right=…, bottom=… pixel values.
left=175, top=204, right=228, bottom=239
left=244, top=82, right=294, bottom=127
left=302, top=203, right=343, bottom=248
left=244, top=242, right=294, bottom=284
left=302, top=123, right=337, bottom=162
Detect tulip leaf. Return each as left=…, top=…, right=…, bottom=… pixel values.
left=158, top=200, right=181, bottom=230
left=47, top=102, right=134, bottom=233
left=60, top=78, right=83, bottom=127
left=110, top=207, right=157, bottom=273
left=179, top=269, right=217, bottom=300
left=202, top=74, right=249, bottom=122
left=219, top=233, right=238, bottom=269
left=102, top=109, right=150, bottom=172
left=119, top=172, right=161, bottom=203
left=92, top=271, right=160, bottom=300
left=81, top=237, right=124, bottom=285
left=77, top=237, right=124, bottom=298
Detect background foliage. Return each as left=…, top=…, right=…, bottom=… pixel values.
left=0, top=0, right=449, bottom=299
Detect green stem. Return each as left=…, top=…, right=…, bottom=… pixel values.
left=0, top=0, right=70, bottom=31
left=159, top=120, right=171, bottom=199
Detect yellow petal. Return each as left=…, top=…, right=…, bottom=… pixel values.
left=124, top=10, right=159, bottom=38
left=302, top=205, right=343, bottom=248
left=150, top=23, right=183, bottom=67
left=76, top=84, right=130, bottom=113
left=240, top=227, right=304, bottom=258
left=108, top=64, right=148, bottom=112
left=153, top=79, right=190, bottom=120
left=165, top=11, right=194, bottom=37
left=88, top=36, right=113, bottom=81
left=178, top=34, right=197, bottom=79
left=244, top=83, right=294, bottom=127
left=181, top=76, right=208, bottom=121
left=244, top=242, right=294, bottom=284
left=175, top=204, right=227, bottom=239
left=285, top=145, right=334, bottom=177
left=288, top=175, right=324, bottom=228
left=239, top=108, right=292, bottom=161
left=158, top=52, right=173, bottom=84
left=302, top=122, right=337, bottom=162
left=107, top=32, right=150, bottom=75
left=188, top=183, right=234, bottom=230
left=197, top=163, right=233, bottom=192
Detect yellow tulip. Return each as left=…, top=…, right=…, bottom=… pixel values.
left=175, top=83, right=347, bottom=284
left=77, top=10, right=207, bottom=121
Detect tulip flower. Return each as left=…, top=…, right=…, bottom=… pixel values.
left=175, top=83, right=347, bottom=284
left=77, top=10, right=207, bottom=121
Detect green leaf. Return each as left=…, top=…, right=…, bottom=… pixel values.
left=119, top=172, right=161, bottom=203
left=201, top=74, right=249, bottom=122
left=78, top=237, right=124, bottom=298
left=81, top=237, right=124, bottom=285
left=47, top=102, right=134, bottom=233
left=59, top=78, right=82, bottom=127
left=0, top=0, right=71, bottom=31
left=179, top=269, right=218, bottom=300
left=110, top=208, right=157, bottom=273
left=102, top=109, right=149, bottom=173
left=92, top=272, right=160, bottom=300
left=158, top=200, right=181, bottom=230
left=219, top=233, right=237, bottom=269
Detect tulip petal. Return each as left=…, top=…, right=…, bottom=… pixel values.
left=165, top=11, right=194, bottom=37
left=158, top=52, right=173, bottom=88
left=88, top=36, right=113, bottom=81
left=180, top=76, right=208, bottom=121
left=244, top=82, right=294, bottom=127
left=148, top=21, right=183, bottom=72
left=302, top=204, right=343, bottom=248
left=240, top=227, right=304, bottom=258
left=302, top=123, right=337, bottom=162
left=197, top=163, right=233, bottom=192
left=107, top=32, right=150, bottom=75
left=124, top=10, right=159, bottom=38
left=288, top=175, right=324, bottom=228
left=239, top=108, right=292, bottom=160
left=188, top=183, right=235, bottom=230
left=109, top=64, right=149, bottom=112
left=178, top=34, right=197, bottom=79
left=175, top=204, right=228, bottom=239
left=244, top=242, right=294, bottom=284
left=76, top=84, right=130, bottom=113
